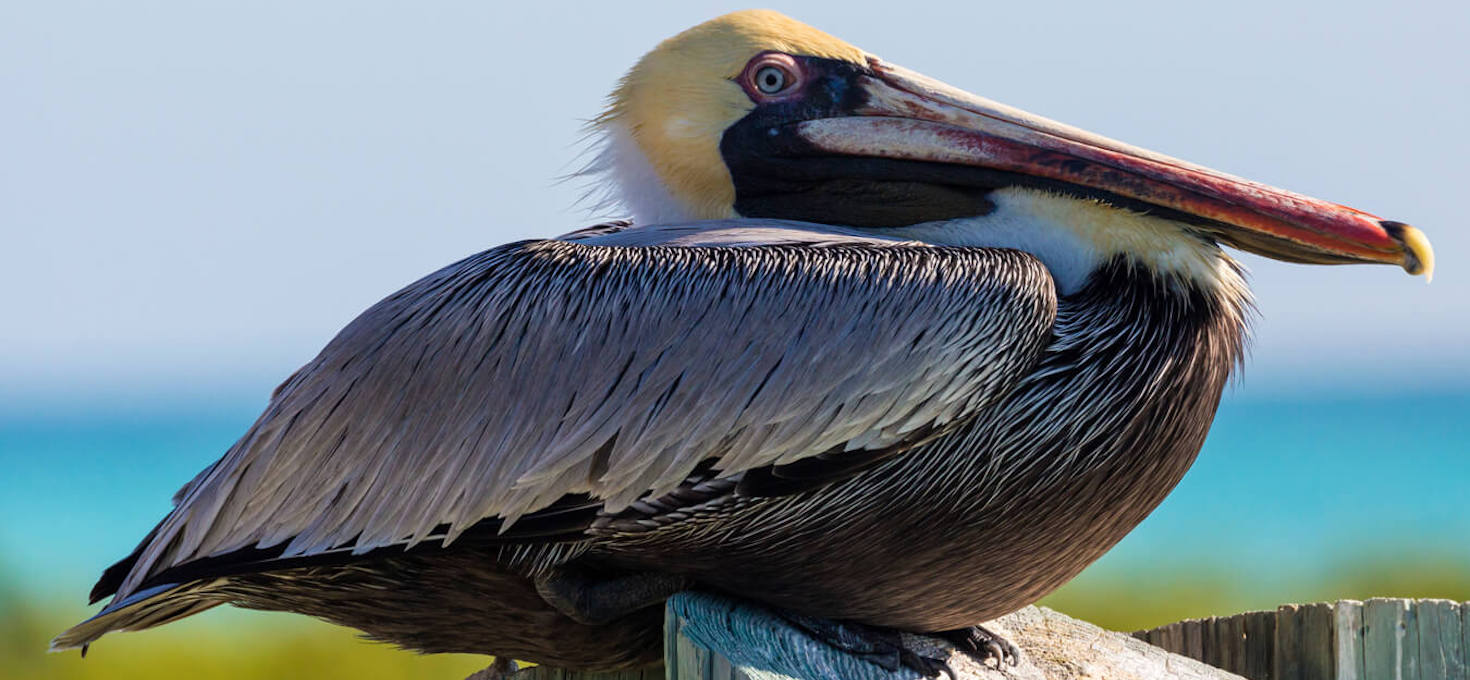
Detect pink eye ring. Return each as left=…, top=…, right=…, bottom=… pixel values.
left=740, top=53, right=802, bottom=100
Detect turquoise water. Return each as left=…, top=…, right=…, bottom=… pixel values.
left=2, top=388, right=1466, bottom=600
left=1110, top=388, right=1470, bottom=585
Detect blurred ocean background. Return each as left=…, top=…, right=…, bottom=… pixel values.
left=3, top=1, right=1466, bottom=679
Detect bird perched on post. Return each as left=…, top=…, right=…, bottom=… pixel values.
left=55, top=9, right=1434, bottom=677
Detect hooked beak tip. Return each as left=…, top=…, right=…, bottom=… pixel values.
left=1381, top=221, right=1435, bottom=281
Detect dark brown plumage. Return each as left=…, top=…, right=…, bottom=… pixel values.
left=66, top=252, right=1246, bottom=668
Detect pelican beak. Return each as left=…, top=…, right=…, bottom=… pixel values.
left=790, top=58, right=1434, bottom=278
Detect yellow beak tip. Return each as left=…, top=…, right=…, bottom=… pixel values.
left=1383, top=222, right=1435, bottom=282
left=1404, top=226, right=1435, bottom=283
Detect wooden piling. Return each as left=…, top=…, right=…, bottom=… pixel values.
left=1135, top=598, right=1470, bottom=680
left=1333, top=600, right=1364, bottom=680
left=527, top=596, right=1470, bottom=680
left=1298, top=603, right=1334, bottom=680
left=1275, top=604, right=1302, bottom=680
left=1242, top=609, right=1277, bottom=680
left=1418, top=599, right=1466, bottom=680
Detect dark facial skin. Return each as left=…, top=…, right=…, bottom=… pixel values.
left=721, top=54, right=1000, bottom=228
left=719, top=54, right=1232, bottom=234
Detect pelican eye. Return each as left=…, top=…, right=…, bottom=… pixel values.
left=742, top=53, right=801, bottom=100
left=755, top=66, right=789, bottom=94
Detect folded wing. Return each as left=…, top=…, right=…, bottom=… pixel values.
left=110, top=226, right=1058, bottom=604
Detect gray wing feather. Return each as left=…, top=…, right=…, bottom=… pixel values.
left=117, top=225, right=1056, bottom=599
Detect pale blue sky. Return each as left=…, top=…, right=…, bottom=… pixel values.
left=2, top=1, right=1467, bottom=408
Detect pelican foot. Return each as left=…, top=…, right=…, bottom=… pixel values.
left=464, top=657, right=519, bottom=680
left=775, top=610, right=957, bottom=679
left=935, top=624, right=1021, bottom=668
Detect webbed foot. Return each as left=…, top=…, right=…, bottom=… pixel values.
left=465, top=656, right=519, bottom=680
left=935, top=624, right=1021, bottom=669
left=776, top=610, right=959, bottom=679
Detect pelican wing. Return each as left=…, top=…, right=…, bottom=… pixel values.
left=114, top=226, right=1056, bottom=599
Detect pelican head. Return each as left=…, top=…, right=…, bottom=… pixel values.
left=594, top=10, right=1432, bottom=290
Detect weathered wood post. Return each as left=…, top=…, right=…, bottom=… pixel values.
left=1134, top=598, right=1469, bottom=680
left=522, top=592, right=1244, bottom=680
left=519, top=596, right=1469, bottom=680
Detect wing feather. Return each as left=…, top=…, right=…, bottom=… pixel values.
left=114, top=227, right=1056, bottom=600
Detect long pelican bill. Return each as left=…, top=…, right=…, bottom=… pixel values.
left=791, top=58, right=1434, bottom=279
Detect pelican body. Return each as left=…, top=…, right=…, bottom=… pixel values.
left=56, top=10, right=1433, bottom=673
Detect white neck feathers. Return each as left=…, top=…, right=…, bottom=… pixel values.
left=582, top=121, right=698, bottom=226
left=888, top=187, right=1247, bottom=298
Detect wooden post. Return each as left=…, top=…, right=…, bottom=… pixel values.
left=1463, top=602, right=1470, bottom=680
left=1364, top=598, right=1418, bottom=680
left=1333, top=600, right=1364, bottom=680
left=1405, top=599, right=1422, bottom=680
left=1188, top=617, right=1207, bottom=662
left=1135, top=599, right=1470, bottom=680
left=1298, top=603, right=1334, bottom=680
left=527, top=593, right=1248, bottom=680
left=1275, top=604, right=1302, bottom=680
left=525, top=597, right=1470, bottom=680
left=1220, top=612, right=1246, bottom=677
left=1242, top=609, right=1276, bottom=680
left=1418, top=599, right=1466, bottom=680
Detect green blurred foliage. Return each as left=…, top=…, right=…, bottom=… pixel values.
left=6, top=558, right=1468, bottom=679
left=1040, top=551, right=1470, bottom=633
left=2, top=576, right=489, bottom=680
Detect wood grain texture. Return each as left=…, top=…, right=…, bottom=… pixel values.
left=660, top=593, right=1245, bottom=680
left=1463, top=602, right=1470, bottom=680
left=1167, top=621, right=1187, bottom=657
left=1365, top=598, right=1417, bottom=680
left=1220, top=613, right=1246, bottom=677
left=1298, top=603, right=1334, bottom=680
left=1274, top=604, right=1302, bottom=680
left=1243, top=609, right=1277, bottom=680
left=1135, top=599, right=1470, bottom=680
left=1418, top=599, right=1465, bottom=680
left=674, top=632, right=713, bottom=680
left=528, top=598, right=1470, bottom=680
left=1404, top=600, right=1422, bottom=680
left=1334, top=600, right=1364, bottom=680
left=1202, top=617, right=1220, bottom=670
left=1187, top=617, right=1205, bottom=662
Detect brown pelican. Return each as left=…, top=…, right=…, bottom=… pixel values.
left=54, top=9, right=1433, bottom=676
